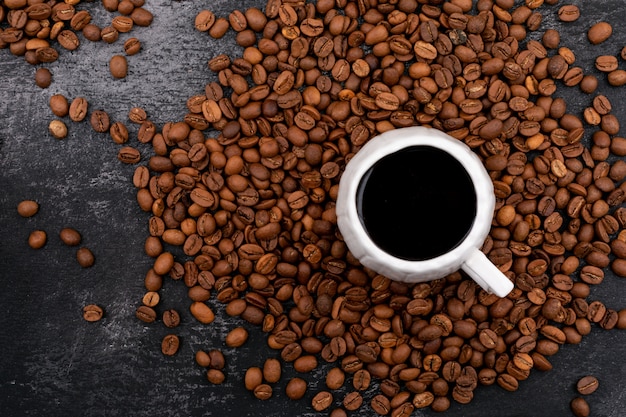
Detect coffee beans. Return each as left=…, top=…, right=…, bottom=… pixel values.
left=162, top=309, right=180, bottom=328
left=161, top=334, right=179, bottom=356
left=76, top=247, right=95, bottom=268
left=82, top=304, right=104, bottom=322
left=110, top=55, right=128, bottom=79
left=576, top=376, right=599, bottom=395
left=12, top=0, right=624, bottom=414
left=34, top=67, right=52, bottom=88
left=60, top=228, right=82, bottom=246
left=17, top=200, right=39, bottom=218
left=225, top=327, right=248, bottom=347
left=28, top=230, right=47, bottom=249
left=570, top=397, right=590, bottom=417
left=588, top=22, right=613, bottom=45
left=190, top=301, right=214, bottom=324
left=1, top=0, right=152, bottom=88
left=285, top=377, right=307, bottom=400
left=49, top=120, right=68, bottom=139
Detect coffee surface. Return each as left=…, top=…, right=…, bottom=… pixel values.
left=357, top=146, right=477, bottom=260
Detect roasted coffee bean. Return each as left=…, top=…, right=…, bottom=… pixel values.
left=83, top=304, right=104, bottom=322
left=124, top=37, right=141, bottom=55
left=90, top=110, right=110, bottom=133
left=17, top=200, right=39, bottom=218
left=558, top=5, right=580, bottom=22
left=254, top=384, right=273, bottom=400
left=28, top=230, right=46, bottom=249
left=285, top=377, right=307, bottom=400
left=571, top=397, right=590, bottom=417
left=68, top=97, right=88, bottom=122
left=587, top=22, right=612, bottom=45
left=76, top=247, right=95, bottom=267
left=311, top=391, right=333, bottom=412
left=48, top=120, right=68, bottom=139
left=59, top=228, right=81, bottom=246
left=161, top=334, right=180, bottom=356
left=225, top=326, right=248, bottom=347
left=244, top=367, right=263, bottom=391
left=190, top=301, right=214, bottom=324
left=162, top=309, right=180, bottom=328
left=263, top=358, right=281, bottom=383
left=110, top=55, right=128, bottom=79
left=576, top=375, right=599, bottom=395
left=206, top=369, right=225, bottom=384
left=136, top=305, right=157, bottom=323
left=34, top=67, right=52, bottom=88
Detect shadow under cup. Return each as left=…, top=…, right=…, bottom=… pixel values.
left=356, top=145, right=477, bottom=261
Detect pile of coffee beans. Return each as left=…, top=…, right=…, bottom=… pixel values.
left=0, top=0, right=152, bottom=86
left=106, top=0, right=626, bottom=414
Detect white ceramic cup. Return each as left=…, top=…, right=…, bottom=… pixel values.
left=336, top=126, right=514, bottom=298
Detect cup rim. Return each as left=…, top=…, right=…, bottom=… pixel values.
left=336, top=126, right=495, bottom=281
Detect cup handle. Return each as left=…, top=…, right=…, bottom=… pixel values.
left=461, top=249, right=514, bottom=298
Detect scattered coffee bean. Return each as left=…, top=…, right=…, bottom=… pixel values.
left=570, top=397, right=590, bottom=417
left=244, top=366, right=263, bottom=391
left=576, top=376, right=599, bottom=395
left=28, top=230, right=46, bottom=249
left=48, top=120, right=68, bottom=139
left=312, top=391, right=333, bottom=412
left=587, top=22, right=613, bottom=45
left=263, top=358, right=281, bottom=383
left=161, top=334, right=179, bottom=356
left=59, top=228, right=82, bottom=246
left=34, top=67, right=52, bottom=88
left=285, top=377, right=307, bottom=400
left=207, top=369, right=225, bottom=384
left=253, top=384, right=272, bottom=400
left=82, top=304, right=104, bottom=322
left=225, top=326, right=248, bottom=347
left=76, top=247, right=95, bottom=268
left=17, top=200, right=39, bottom=218
left=162, top=309, right=180, bottom=328
left=110, top=55, right=128, bottom=79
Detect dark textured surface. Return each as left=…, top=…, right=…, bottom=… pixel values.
left=1, top=1, right=625, bottom=416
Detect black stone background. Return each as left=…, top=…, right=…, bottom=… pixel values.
left=1, top=0, right=625, bottom=416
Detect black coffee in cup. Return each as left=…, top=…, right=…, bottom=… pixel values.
left=356, top=146, right=477, bottom=261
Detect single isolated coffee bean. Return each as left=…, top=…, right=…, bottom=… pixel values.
left=59, top=228, right=81, bottom=246
left=82, top=304, right=104, bottom=322
left=576, top=376, right=599, bottom=395
left=76, top=247, right=95, bottom=267
left=587, top=22, right=613, bottom=45
left=28, top=230, right=47, bottom=249
left=110, top=55, right=128, bottom=79
left=49, top=120, right=68, bottom=139
left=17, top=200, right=39, bottom=218
left=124, top=37, right=141, bottom=55
left=161, top=334, right=180, bottom=356
left=225, top=326, right=248, bottom=347
left=34, top=67, right=52, bottom=88
left=571, top=397, right=590, bottom=417
left=136, top=305, right=157, bottom=323
left=162, top=309, right=180, bottom=328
